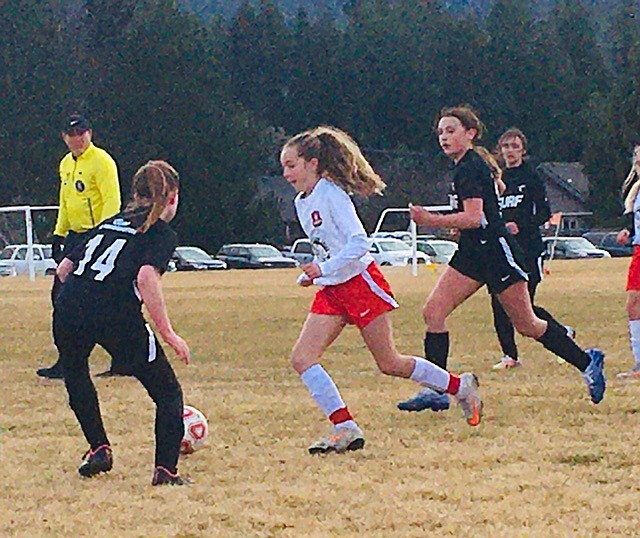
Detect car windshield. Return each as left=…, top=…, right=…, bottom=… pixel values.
left=378, top=240, right=410, bottom=252
left=431, top=243, right=457, bottom=255
left=43, top=246, right=52, bottom=259
left=177, top=247, right=212, bottom=262
left=248, top=245, right=281, bottom=257
left=0, top=248, right=14, bottom=260
left=562, top=238, right=596, bottom=252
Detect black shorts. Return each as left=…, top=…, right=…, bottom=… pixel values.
left=53, top=290, right=170, bottom=376
left=449, top=235, right=528, bottom=295
left=524, top=253, right=544, bottom=288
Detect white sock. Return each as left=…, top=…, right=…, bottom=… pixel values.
left=629, top=320, right=640, bottom=368
left=409, top=357, right=450, bottom=393
left=300, top=364, right=356, bottom=426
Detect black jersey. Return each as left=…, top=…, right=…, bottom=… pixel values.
left=63, top=207, right=177, bottom=311
left=497, top=162, right=551, bottom=257
left=449, top=149, right=506, bottom=251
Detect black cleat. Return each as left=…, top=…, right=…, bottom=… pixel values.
left=152, top=466, right=189, bottom=486
left=78, top=445, right=113, bottom=478
left=36, top=363, right=64, bottom=379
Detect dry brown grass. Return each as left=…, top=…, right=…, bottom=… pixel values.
left=1, top=259, right=639, bottom=537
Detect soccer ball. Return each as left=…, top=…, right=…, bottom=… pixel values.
left=180, top=405, right=208, bottom=455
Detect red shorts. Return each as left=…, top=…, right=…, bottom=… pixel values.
left=627, top=246, right=640, bottom=291
left=310, top=263, right=399, bottom=328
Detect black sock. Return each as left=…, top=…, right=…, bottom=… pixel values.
left=533, top=305, right=553, bottom=323
left=424, top=332, right=449, bottom=370
left=537, top=318, right=589, bottom=371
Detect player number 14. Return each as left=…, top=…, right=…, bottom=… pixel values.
left=73, top=234, right=127, bottom=281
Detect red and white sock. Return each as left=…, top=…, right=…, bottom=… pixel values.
left=300, top=364, right=358, bottom=430
left=410, top=356, right=460, bottom=394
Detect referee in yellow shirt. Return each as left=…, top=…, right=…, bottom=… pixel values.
left=37, top=114, right=122, bottom=379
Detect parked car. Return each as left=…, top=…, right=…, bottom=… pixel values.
left=217, top=243, right=298, bottom=269
left=543, top=237, right=611, bottom=260
left=0, top=244, right=57, bottom=276
left=0, top=265, right=15, bottom=277
left=369, top=238, right=430, bottom=266
left=582, top=231, right=633, bottom=257
left=171, top=246, right=227, bottom=271
left=371, top=231, right=413, bottom=243
left=416, top=239, right=458, bottom=264
left=282, top=238, right=314, bottom=265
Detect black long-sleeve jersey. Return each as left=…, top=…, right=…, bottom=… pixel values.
left=497, top=162, right=551, bottom=258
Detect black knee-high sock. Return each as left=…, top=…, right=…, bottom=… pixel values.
left=424, top=332, right=449, bottom=370
left=536, top=317, right=589, bottom=371
left=492, top=295, right=517, bottom=359
left=533, top=305, right=554, bottom=323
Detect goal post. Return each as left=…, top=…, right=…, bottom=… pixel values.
left=0, top=205, right=58, bottom=281
left=373, top=205, right=452, bottom=276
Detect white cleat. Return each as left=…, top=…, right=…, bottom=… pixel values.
left=308, top=426, right=365, bottom=454
left=454, top=373, right=482, bottom=427
left=492, top=355, right=521, bottom=370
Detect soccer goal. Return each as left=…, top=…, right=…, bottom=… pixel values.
left=0, top=205, right=59, bottom=281
left=373, top=205, right=452, bottom=276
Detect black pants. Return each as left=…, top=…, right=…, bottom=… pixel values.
left=50, top=232, right=124, bottom=374
left=53, top=294, right=184, bottom=473
left=491, top=277, right=539, bottom=360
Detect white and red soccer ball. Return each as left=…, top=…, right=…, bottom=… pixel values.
left=180, top=405, right=208, bottom=455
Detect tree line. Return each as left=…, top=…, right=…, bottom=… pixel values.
left=1, top=0, right=638, bottom=250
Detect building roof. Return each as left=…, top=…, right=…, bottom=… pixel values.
left=537, top=162, right=589, bottom=203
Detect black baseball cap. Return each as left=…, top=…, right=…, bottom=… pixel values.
left=62, top=114, right=91, bottom=134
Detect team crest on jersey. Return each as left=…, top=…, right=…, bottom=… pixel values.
left=311, top=210, right=323, bottom=227
left=75, top=180, right=85, bottom=192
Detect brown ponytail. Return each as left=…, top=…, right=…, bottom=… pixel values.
left=125, top=160, right=180, bottom=232
left=439, top=105, right=503, bottom=187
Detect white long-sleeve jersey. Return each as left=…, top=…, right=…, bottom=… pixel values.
left=295, top=178, right=374, bottom=286
left=633, top=192, right=640, bottom=246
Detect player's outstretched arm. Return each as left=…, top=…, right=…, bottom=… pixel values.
left=137, top=265, right=190, bottom=364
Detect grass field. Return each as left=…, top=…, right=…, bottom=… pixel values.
left=1, top=258, right=639, bottom=537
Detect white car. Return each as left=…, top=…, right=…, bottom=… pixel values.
left=171, top=246, right=228, bottom=271
left=416, top=239, right=458, bottom=264
left=371, top=231, right=413, bottom=243
left=543, top=237, right=611, bottom=260
left=0, top=244, right=57, bottom=276
left=369, top=238, right=430, bottom=266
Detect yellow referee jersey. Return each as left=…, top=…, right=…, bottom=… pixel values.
left=54, top=143, right=121, bottom=236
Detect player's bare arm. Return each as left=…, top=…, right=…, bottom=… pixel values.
left=137, top=264, right=190, bottom=364
left=409, top=199, right=483, bottom=229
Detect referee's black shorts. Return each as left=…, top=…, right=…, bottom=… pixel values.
left=449, top=234, right=529, bottom=295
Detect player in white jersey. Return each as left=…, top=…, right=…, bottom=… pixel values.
left=618, top=144, right=640, bottom=378
left=280, top=126, right=483, bottom=454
